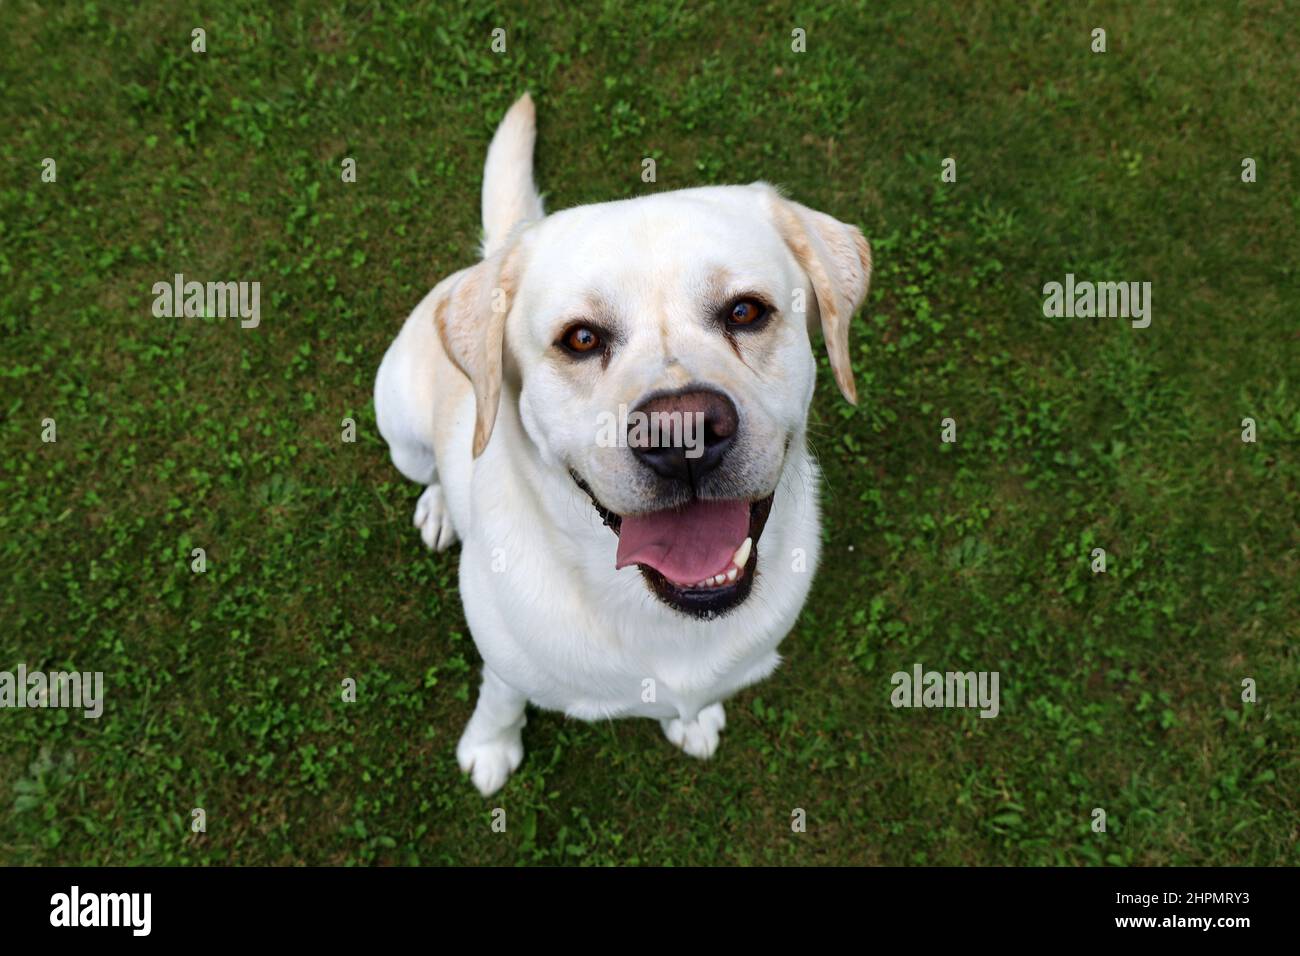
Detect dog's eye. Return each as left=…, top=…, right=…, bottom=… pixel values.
left=560, top=324, right=602, bottom=356
left=726, top=298, right=768, bottom=327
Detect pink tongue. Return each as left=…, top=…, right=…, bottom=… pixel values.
left=615, top=499, right=750, bottom=586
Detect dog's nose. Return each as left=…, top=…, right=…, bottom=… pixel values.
left=628, top=388, right=738, bottom=486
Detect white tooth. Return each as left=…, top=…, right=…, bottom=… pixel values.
left=713, top=573, right=726, bottom=586
left=732, top=536, right=753, bottom=569
left=725, top=567, right=738, bottom=583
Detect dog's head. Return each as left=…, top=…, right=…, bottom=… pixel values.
left=439, top=183, right=870, bottom=618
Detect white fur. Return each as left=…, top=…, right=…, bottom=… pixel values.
left=375, top=94, right=869, bottom=796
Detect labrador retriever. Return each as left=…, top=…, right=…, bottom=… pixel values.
left=374, top=94, right=871, bottom=795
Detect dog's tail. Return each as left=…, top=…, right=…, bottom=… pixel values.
left=480, top=93, right=544, bottom=258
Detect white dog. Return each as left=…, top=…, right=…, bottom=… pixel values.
left=374, top=94, right=871, bottom=795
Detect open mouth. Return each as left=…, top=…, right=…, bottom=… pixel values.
left=571, top=471, right=775, bottom=619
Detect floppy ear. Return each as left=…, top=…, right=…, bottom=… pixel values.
left=765, top=187, right=872, bottom=405
left=436, top=244, right=522, bottom=457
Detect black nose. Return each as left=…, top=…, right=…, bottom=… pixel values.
left=627, top=388, right=739, bottom=486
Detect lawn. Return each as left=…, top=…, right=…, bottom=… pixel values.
left=0, top=0, right=1295, bottom=865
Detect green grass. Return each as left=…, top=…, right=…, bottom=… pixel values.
left=1, top=0, right=1295, bottom=865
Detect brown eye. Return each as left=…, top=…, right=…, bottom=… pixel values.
left=727, top=298, right=767, bottom=326
left=562, top=325, right=602, bottom=354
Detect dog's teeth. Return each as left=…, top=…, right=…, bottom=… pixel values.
left=732, top=536, right=753, bottom=569
left=690, top=564, right=745, bottom=590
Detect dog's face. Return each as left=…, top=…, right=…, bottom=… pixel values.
left=440, top=183, right=870, bottom=618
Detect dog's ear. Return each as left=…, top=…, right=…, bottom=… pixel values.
left=763, top=186, right=872, bottom=405
left=436, top=243, right=523, bottom=457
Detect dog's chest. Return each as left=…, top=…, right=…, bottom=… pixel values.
left=524, top=625, right=783, bottom=724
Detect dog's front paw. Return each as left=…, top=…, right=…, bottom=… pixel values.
left=661, top=702, right=726, bottom=759
left=456, top=729, right=524, bottom=797
left=413, top=484, right=457, bottom=551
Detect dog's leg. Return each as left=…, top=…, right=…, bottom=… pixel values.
left=411, top=483, right=456, bottom=551
left=661, top=702, right=727, bottom=759
left=456, top=665, right=528, bottom=796
left=374, top=294, right=461, bottom=552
